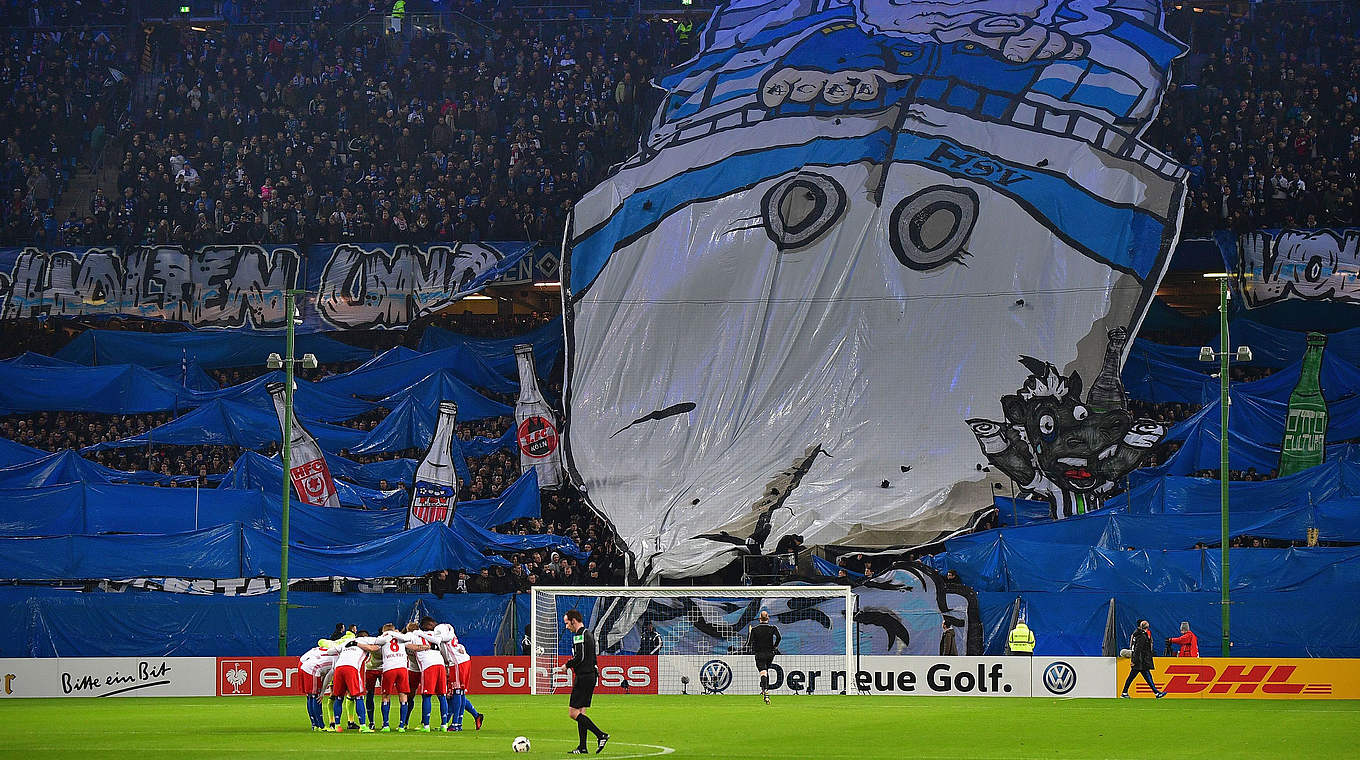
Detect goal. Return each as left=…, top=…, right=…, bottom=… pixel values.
left=529, top=585, right=857, bottom=696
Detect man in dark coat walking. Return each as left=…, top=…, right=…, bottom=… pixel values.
left=1121, top=619, right=1167, bottom=698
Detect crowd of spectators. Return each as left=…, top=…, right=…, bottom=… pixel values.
left=0, top=24, right=133, bottom=243
left=31, top=6, right=673, bottom=247
left=1151, top=3, right=1360, bottom=234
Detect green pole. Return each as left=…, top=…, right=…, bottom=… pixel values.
left=1218, top=278, right=1230, bottom=658
left=278, top=291, right=296, bottom=657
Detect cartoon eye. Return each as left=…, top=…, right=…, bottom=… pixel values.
left=889, top=186, right=979, bottom=271
left=1038, top=414, right=1056, bottom=437
left=1073, top=405, right=1089, bottom=421
left=761, top=172, right=847, bottom=251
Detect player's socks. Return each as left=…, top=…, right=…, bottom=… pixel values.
left=450, top=691, right=466, bottom=729
left=579, top=714, right=604, bottom=739
left=578, top=718, right=589, bottom=749
left=365, top=693, right=376, bottom=727
left=355, top=697, right=369, bottom=727
left=381, top=701, right=390, bottom=727
left=436, top=695, right=449, bottom=727
left=333, top=698, right=344, bottom=727
left=421, top=695, right=432, bottom=726
left=463, top=697, right=481, bottom=719
left=400, top=700, right=412, bottom=727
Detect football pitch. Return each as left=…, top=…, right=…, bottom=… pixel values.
left=3, top=695, right=1358, bottom=759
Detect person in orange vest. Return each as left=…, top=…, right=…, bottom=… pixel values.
left=1166, top=622, right=1199, bottom=657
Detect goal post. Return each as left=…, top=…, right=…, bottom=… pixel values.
left=530, top=585, right=857, bottom=696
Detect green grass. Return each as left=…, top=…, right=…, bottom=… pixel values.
left=2, top=695, right=1358, bottom=759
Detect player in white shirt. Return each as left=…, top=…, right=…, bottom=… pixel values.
left=298, top=645, right=335, bottom=730
left=374, top=623, right=416, bottom=731
left=307, top=631, right=353, bottom=732
left=441, top=629, right=484, bottom=731
left=406, top=616, right=455, bottom=731
left=330, top=631, right=382, bottom=732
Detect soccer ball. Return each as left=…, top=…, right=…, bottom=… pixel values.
left=535, top=646, right=545, bottom=655
left=512, top=736, right=531, bottom=752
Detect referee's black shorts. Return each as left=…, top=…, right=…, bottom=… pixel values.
left=754, top=652, right=775, bottom=672
left=569, top=670, right=597, bottom=709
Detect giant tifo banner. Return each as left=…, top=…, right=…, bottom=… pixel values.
left=565, top=0, right=1189, bottom=578
left=0, top=242, right=534, bottom=331
left=1222, top=228, right=1360, bottom=308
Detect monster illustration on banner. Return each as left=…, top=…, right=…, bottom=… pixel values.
left=564, top=0, right=1188, bottom=578
left=967, top=328, right=1166, bottom=518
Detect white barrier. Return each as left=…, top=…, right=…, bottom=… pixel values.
left=0, top=657, right=217, bottom=698
left=658, top=655, right=1115, bottom=697
left=0, top=655, right=1114, bottom=698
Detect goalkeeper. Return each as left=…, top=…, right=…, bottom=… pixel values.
left=747, top=611, right=781, bottom=704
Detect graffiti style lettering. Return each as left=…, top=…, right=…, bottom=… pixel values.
left=315, top=243, right=508, bottom=329
left=0, top=246, right=299, bottom=328
left=1238, top=228, right=1360, bottom=307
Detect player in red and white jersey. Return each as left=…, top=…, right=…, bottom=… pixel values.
left=403, top=622, right=422, bottom=704
left=441, top=629, right=484, bottom=731
left=298, top=645, right=335, bottom=730
left=407, top=616, right=454, bottom=731
left=330, top=632, right=382, bottom=732
left=374, top=623, right=415, bottom=732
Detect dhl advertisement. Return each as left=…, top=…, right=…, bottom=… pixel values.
left=1118, top=659, right=1360, bottom=699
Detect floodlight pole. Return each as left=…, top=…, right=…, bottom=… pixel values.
left=1217, top=278, right=1230, bottom=659
left=277, top=289, right=303, bottom=656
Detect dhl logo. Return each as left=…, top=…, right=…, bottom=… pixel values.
left=1134, top=664, right=1332, bottom=696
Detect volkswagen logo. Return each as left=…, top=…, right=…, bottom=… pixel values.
left=1042, top=661, right=1077, bottom=695
left=698, top=660, right=733, bottom=694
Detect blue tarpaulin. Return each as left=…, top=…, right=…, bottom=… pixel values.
left=1123, top=347, right=1360, bottom=405
left=83, top=398, right=366, bottom=452
left=190, top=371, right=375, bottom=422
left=0, top=436, right=47, bottom=467
left=0, top=482, right=268, bottom=536
left=151, top=358, right=220, bottom=392
left=57, top=330, right=373, bottom=369
left=0, top=449, right=195, bottom=488
left=317, top=344, right=517, bottom=399
left=0, top=524, right=244, bottom=579
left=457, top=470, right=540, bottom=528
left=240, top=522, right=509, bottom=578
left=217, top=452, right=407, bottom=510
left=417, top=318, right=564, bottom=376
left=347, top=397, right=443, bottom=456
left=931, top=534, right=1360, bottom=594
left=377, top=369, right=513, bottom=421
left=0, top=363, right=198, bottom=414
left=1, top=352, right=79, bottom=367
left=0, top=587, right=513, bottom=658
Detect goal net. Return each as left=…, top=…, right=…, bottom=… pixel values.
left=530, top=585, right=856, bottom=696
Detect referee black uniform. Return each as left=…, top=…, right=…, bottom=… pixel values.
left=563, top=620, right=608, bottom=753
left=565, top=626, right=599, bottom=708
left=749, top=618, right=781, bottom=698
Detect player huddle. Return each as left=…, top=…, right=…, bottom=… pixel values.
left=298, top=616, right=485, bottom=733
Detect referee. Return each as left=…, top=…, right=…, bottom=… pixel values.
left=556, top=610, right=609, bottom=754
left=748, top=610, right=782, bottom=704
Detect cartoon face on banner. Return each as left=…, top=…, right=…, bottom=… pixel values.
left=517, top=416, right=559, bottom=459
left=411, top=480, right=456, bottom=525
left=967, top=330, right=1166, bottom=519
left=289, top=460, right=337, bottom=506
left=565, top=0, right=1187, bottom=578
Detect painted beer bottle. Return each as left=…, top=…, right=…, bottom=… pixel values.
left=1278, top=332, right=1328, bottom=477
left=408, top=400, right=460, bottom=528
